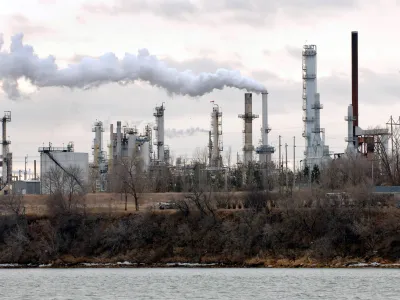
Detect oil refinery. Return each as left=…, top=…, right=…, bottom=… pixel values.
left=0, top=31, right=394, bottom=195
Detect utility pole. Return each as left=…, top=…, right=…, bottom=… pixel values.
left=285, top=143, right=288, bottom=190
left=386, top=116, right=400, bottom=157
left=278, top=135, right=282, bottom=170
left=293, top=136, right=296, bottom=189
left=24, top=155, right=28, bottom=181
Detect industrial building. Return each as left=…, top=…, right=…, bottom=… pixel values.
left=0, top=30, right=398, bottom=196
left=38, top=142, right=89, bottom=194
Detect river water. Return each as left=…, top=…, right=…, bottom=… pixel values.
left=0, top=268, right=399, bottom=299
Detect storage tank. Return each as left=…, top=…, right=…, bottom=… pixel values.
left=127, top=134, right=136, bottom=158
left=140, top=141, right=150, bottom=171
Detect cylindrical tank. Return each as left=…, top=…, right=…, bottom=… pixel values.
left=140, top=141, right=150, bottom=171
left=128, top=134, right=136, bottom=158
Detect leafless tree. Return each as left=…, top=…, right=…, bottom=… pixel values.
left=114, top=156, right=148, bottom=211
left=375, top=128, right=400, bottom=185
left=88, top=166, right=99, bottom=193
left=0, top=193, right=25, bottom=217
left=224, top=146, right=232, bottom=168
left=42, top=165, right=87, bottom=215
left=192, top=146, right=208, bottom=165
left=184, top=186, right=216, bottom=219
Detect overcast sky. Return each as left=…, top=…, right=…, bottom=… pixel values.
left=1, top=0, right=400, bottom=176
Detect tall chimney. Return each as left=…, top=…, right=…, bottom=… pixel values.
left=351, top=31, right=358, bottom=144
left=34, top=159, right=36, bottom=180
left=238, top=93, right=258, bottom=166
left=116, top=121, right=122, bottom=158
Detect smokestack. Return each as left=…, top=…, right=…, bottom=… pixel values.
left=238, top=93, right=258, bottom=165
left=351, top=31, right=358, bottom=144
left=211, top=105, right=220, bottom=167
left=2, top=116, right=6, bottom=183
left=116, top=121, right=122, bottom=159
left=34, top=159, right=36, bottom=180
left=154, top=104, right=165, bottom=162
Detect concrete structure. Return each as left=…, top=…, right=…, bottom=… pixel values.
left=239, top=93, right=258, bottom=165
left=256, top=92, right=275, bottom=164
left=13, top=180, right=40, bottom=195
left=38, top=142, right=89, bottom=194
left=302, top=45, right=330, bottom=168
left=210, top=103, right=223, bottom=168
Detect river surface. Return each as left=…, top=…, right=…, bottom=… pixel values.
left=0, top=268, right=399, bottom=299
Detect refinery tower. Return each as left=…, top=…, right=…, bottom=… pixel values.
left=302, top=44, right=330, bottom=169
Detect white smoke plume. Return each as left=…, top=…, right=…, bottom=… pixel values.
left=165, top=127, right=208, bottom=138
left=0, top=33, right=267, bottom=100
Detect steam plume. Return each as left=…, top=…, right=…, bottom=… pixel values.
left=0, top=33, right=267, bottom=99
left=165, top=127, right=208, bottom=138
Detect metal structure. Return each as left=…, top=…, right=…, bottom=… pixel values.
left=238, top=93, right=258, bottom=165
left=1, top=111, right=12, bottom=188
left=342, top=31, right=390, bottom=159
left=210, top=103, right=223, bottom=168
left=154, top=104, right=165, bottom=163
left=345, top=104, right=356, bottom=153
left=91, top=120, right=108, bottom=191
left=302, top=45, right=330, bottom=168
left=256, top=92, right=275, bottom=164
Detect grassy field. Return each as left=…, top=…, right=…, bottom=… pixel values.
left=21, top=191, right=250, bottom=216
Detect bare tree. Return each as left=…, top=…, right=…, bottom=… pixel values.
left=0, top=193, right=25, bottom=217
left=375, top=128, right=400, bottom=185
left=42, top=165, right=87, bottom=215
left=184, top=187, right=216, bottom=219
left=224, top=146, right=232, bottom=168
left=114, top=156, right=148, bottom=211
left=88, top=166, right=99, bottom=193
left=192, top=146, right=208, bottom=165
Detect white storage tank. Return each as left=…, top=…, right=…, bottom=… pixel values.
left=140, top=141, right=150, bottom=171
left=39, top=151, right=89, bottom=194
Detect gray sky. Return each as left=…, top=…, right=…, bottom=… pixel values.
left=1, top=0, right=400, bottom=175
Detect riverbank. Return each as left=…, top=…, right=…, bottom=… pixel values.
left=1, top=206, right=400, bottom=267
left=1, top=253, right=400, bottom=269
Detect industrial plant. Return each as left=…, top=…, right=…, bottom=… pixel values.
left=0, top=31, right=395, bottom=195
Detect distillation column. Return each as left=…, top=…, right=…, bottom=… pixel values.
left=116, top=121, right=122, bottom=159
left=108, top=123, right=113, bottom=174
left=257, top=92, right=275, bottom=164
left=239, top=93, right=259, bottom=166
left=211, top=104, right=223, bottom=168
left=92, top=121, right=104, bottom=167
left=153, top=104, right=165, bottom=162
left=345, top=104, right=356, bottom=154
left=302, top=45, right=324, bottom=168
left=1, top=112, right=11, bottom=185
